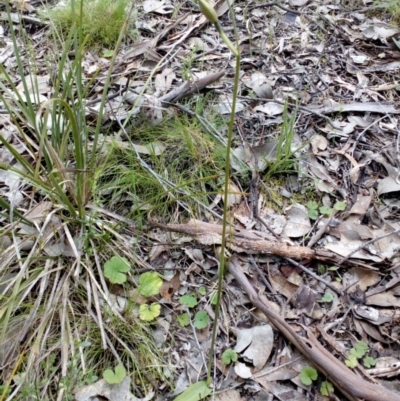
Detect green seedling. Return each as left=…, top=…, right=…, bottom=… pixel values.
left=345, top=354, right=358, bottom=368
left=300, top=366, right=318, bottom=386
left=363, top=356, right=377, bottom=368
left=179, top=295, right=198, bottom=308
left=300, top=367, right=335, bottom=396
left=139, top=303, right=161, bottom=321
left=306, top=201, right=319, bottom=220
left=138, top=272, right=163, bottom=297
left=350, top=341, right=369, bottom=358
left=221, top=349, right=238, bottom=365
left=177, top=313, right=190, bottom=327
left=320, top=381, right=334, bottom=396
left=103, top=364, right=126, bottom=384
left=345, top=341, right=376, bottom=369
left=307, top=200, right=346, bottom=220
left=193, top=311, right=210, bottom=329
left=198, top=286, right=206, bottom=296
left=104, top=256, right=130, bottom=284
left=321, top=292, right=334, bottom=303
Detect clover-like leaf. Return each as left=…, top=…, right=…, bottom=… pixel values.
left=321, top=292, right=334, bottom=302
left=334, top=201, right=346, bottom=211
left=300, top=366, right=318, bottom=386
left=363, top=356, right=376, bottom=368
left=306, top=201, right=318, bottom=210
left=104, top=256, right=130, bottom=284
left=320, top=381, right=334, bottom=396
left=345, top=354, right=358, bottom=368
left=138, top=272, right=162, bottom=297
left=319, top=205, right=333, bottom=216
left=221, top=349, right=238, bottom=365
left=350, top=341, right=369, bottom=359
left=198, top=286, right=206, bottom=296
left=306, top=201, right=319, bottom=220
left=194, top=311, right=210, bottom=329
left=179, top=294, right=198, bottom=308
left=177, top=313, right=190, bottom=327
left=308, top=208, right=319, bottom=220
left=139, top=303, right=161, bottom=321
left=103, top=364, right=126, bottom=384
left=355, top=341, right=369, bottom=356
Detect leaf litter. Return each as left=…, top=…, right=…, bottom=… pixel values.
left=2, top=0, right=400, bottom=400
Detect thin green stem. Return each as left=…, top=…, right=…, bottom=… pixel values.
left=206, top=14, right=240, bottom=387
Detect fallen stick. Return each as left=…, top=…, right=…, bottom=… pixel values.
left=228, top=255, right=400, bottom=401
left=150, top=219, right=337, bottom=262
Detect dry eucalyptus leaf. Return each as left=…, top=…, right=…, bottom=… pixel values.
left=283, top=204, right=311, bottom=237
left=254, top=102, right=284, bottom=116
left=74, top=376, right=154, bottom=401
left=289, top=0, right=309, bottom=6
left=234, top=362, right=253, bottom=379
left=154, top=68, right=176, bottom=93
left=143, top=0, right=173, bottom=14
left=233, top=325, right=274, bottom=371
left=378, top=176, right=400, bottom=196
left=310, top=134, right=328, bottom=153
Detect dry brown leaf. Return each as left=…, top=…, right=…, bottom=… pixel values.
left=159, top=271, right=181, bottom=302
left=233, top=325, right=274, bottom=372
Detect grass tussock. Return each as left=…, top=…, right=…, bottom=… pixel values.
left=95, top=115, right=226, bottom=220
left=372, top=0, right=400, bottom=23
left=44, top=0, right=131, bottom=48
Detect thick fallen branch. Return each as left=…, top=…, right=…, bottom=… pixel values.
left=150, top=219, right=337, bottom=262
left=229, top=255, right=400, bottom=401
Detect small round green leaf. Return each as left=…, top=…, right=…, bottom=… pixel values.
left=320, top=381, right=334, bottom=396
left=345, top=354, right=358, bottom=368
left=138, top=272, right=162, bottom=297
left=308, top=208, right=319, bottom=220
left=104, top=256, right=130, bottom=284
left=103, top=364, right=126, bottom=384
left=300, top=366, right=318, bottom=386
left=306, top=201, right=318, bottom=210
left=177, top=313, right=190, bottom=327
left=319, top=205, right=333, bottom=216
left=179, top=294, right=198, bottom=308
left=363, top=356, right=376, bottom=368
left=321, top=292, right=334, bottom=302
left=221, top=349, right=238, bottom=365
left=334, top=201, right=346, bottom=211
left=350, top=341, right=369, bottom=358
left=139, top=303, right=161, bottom=321
left=198, top=286, right=206, bottom=296
left=194, top=311, right=210, bottom=329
